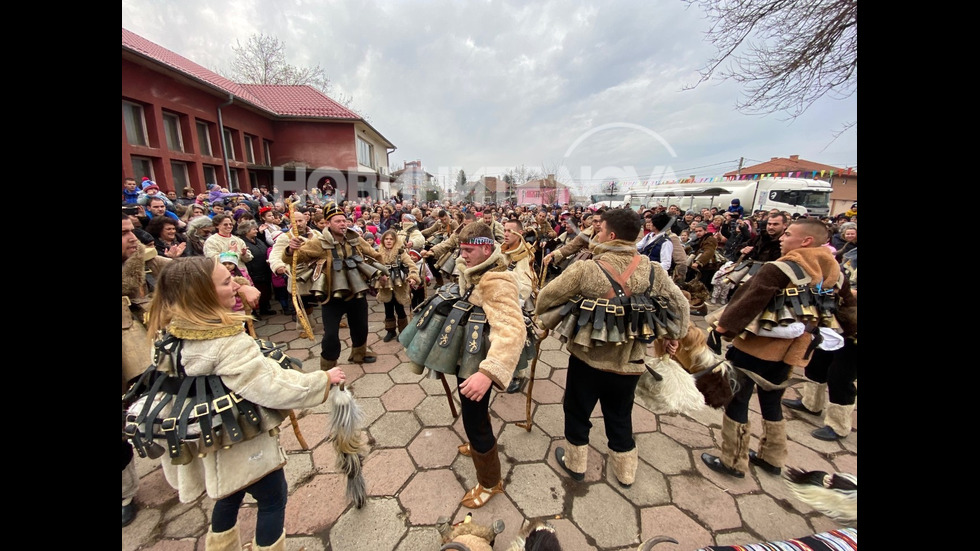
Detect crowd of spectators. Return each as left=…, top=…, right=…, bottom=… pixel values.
left=123, top=178, right=857, bottom=318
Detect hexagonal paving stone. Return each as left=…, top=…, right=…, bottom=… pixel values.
left=634, top=431, right=692, bottom=476
left=415, top=395, right=458, bottom=427
left=506, top=463, right=566, bottom=518
left=380, top=383, right=426, bottom=411
left=408, top=426, right=462, bottom=468
left=640, top=504, right=715, bottom=550
left=498, top=423, right=552, bottom=462
left=369, top=411, right=421, bottom=448
left=350, top=372, right=395, bottom=398
left=399, top=469, right=464, bottom=525
left=608, top=458, right=670, bottom=507
left=363, top=448, right=416, bottom=496
left=736, top=493, right=811, bottom=542
left=330, top=497, right=407, bottom=551
left=570, top=483, right=641, bottom=548
left=669, top=473, right=741, bottom=531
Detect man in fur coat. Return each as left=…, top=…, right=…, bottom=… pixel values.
left=286, top=203, right=386, bottom=368
left=701, top=218, right=857, bottom=479
left=450, top=222, right=527, bottom=509
left=535, top=208, right=690, bottom=487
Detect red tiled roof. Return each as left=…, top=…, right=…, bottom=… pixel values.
left=122, top=28, right=359, bottom=120
left=724, top=156, right=855, bottom=177
left=241, top=84, right=359, bottom=119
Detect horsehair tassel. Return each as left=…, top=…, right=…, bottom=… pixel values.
left=287, top=194, right=315, bottom=340
left=327, top=382, right=366, bottom=508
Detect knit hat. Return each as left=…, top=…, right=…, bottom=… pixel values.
left=144, top=184, right=160, bottom=192
left=218, top=251, right=240, bottom=267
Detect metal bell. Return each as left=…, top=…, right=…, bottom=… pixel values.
left=346, top=266, right=370, bottom=296
left=331, top=261, right=350, bottom=298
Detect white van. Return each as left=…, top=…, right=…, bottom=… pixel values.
left=627, top=178, right=832, bottom=217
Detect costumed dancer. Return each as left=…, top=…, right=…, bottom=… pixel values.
left=376, top=229, right=421, bottom=342
left=499, top=217, right=538, bottom=394
left=422, top=212, right=477, bottom=286
left=287, top=202, right=389, bottom=369
left=534, top=208, right=689, bottom=487
left=142, top=256, right=344, bottom=551
left=701, top=218, right=857, bottom=478
left=421, top=209, right=457, bottom=288
left=399, top=222, right=526, bottom=508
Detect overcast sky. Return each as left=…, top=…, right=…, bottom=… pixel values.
left=121, top=0, right=857, bottom=195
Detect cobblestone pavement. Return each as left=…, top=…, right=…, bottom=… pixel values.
left=123, top=296, right=857, bottom=551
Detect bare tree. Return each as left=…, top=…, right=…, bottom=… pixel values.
left=684, top=0, right=856, bottom=119
left=228, top=33, right=357, bottom=110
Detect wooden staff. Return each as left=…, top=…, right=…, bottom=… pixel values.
left=517, top=248, right=549, bottom=432
left=515, top=327, right=547, bottom=432
left=240, top=289, right=309, bottom=450
left=437, top=372, right=459, bottom=419
left=287, top=196, right=315, bottom=341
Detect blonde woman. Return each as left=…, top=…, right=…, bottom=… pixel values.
left=376, top=229, right=421, bottom=342
left=144, top=256, right=344, bottom=550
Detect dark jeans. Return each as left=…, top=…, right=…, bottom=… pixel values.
left=804, top=339, right=858, bottom=405
left=320, top=294, right=369, bottom=361
left=562, top=354, right=641, bottom=453
left=384, top=299, right=407, bottom=320
left=725, top=347, right=792, bottom=424
left=457, top=374, right=495, bottom=454
left=211, top=468, right=287, bottom=546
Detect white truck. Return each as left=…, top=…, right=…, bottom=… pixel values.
left=625, top=178, right=832, bottom=217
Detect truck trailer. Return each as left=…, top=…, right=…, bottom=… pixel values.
left=625, top=178, right=832, bottom=217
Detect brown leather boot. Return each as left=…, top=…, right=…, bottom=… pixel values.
left=397, top=316, right=408, bottom=334
left=320, top=357, right=338, bottom=371
left=461, top=442, right=504, bottom=509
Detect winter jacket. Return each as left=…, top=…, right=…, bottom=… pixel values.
left=535, top=239, right=690, bottom=374
left=452, top=246, right=526, bottom=390
left=375, top=237, right=421, bottom=307
left=717, top=246, right=857, bottom=367
left=158, top=322, right=330, bottom=502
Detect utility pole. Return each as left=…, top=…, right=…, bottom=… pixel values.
left=736, top=157, right=744, bottom=178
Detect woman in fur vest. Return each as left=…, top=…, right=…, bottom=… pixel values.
left=144, top=256, right=345, bottom=551
left=376, top=229, right=421, bottom=342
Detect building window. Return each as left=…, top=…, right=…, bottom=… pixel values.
left=171, top=161, right=190, bottom=195
left=244, top=135, right=256, bottom=164
left=249, top=172, right=258, bottom=190
left=197, top=121, right=213, bottom=156
left=223, top=129, right=236, bottom=161
left=131, top=156, right=153, bottom=182
left=263, top=140, right=272, bottom=166
left=123, top=101, right=148, bottom=147
left=163, top=112, right=184, bottom=152
left=203, top=165, right=218, bottom=188
left=229, top=169, right=240, bottom=192
left=357, top=137, right=375, bottom=169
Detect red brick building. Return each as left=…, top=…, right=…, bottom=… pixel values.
left=122, top=28, right=396, bottom=201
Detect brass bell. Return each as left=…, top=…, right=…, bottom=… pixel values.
left=347, top=266, right=370, bottom=296
left=332, top=263, right=351, bottom=298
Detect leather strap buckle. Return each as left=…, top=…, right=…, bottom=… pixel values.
left=161, top=417, right=177, bottom=432
left=192, top=402, right=209, bottom=417
left=580, top=299, right=597, bottom=311
left=212, top=395, right=234, bottom=413
left=784, top=287, right=800, bottom=297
